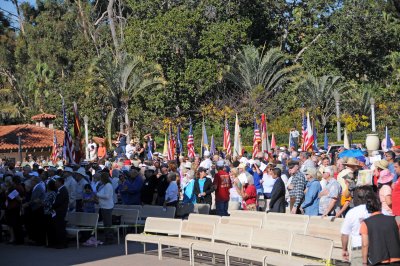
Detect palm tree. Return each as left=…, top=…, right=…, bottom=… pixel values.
left=88, top=52, right=166, bottom=147
left=297, top=74, right=349, bottom=128
left=225, top=45, right=299, bottom=115
left=28, top=62, right=54, bottom=112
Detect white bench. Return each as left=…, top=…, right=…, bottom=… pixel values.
left=158, top=220, right=215, bottom=264
left=66, top=212, right=99, bottom=249
left=191, top=223, right=253, bottom=266
left=188, top=213, right=221, bottom=224
left=263, top=212, right=309, bottom=233
left=125, top=217, right=181, bottom=255
left=220, top=216, right=263, bottom=228
left=228, top=233, right=333, bottom=266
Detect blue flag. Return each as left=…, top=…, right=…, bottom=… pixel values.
left=177, top=124, right=183, bottom=155
left=147, top=138, right=153, bottom=160
left=201, top=120, right=209, bottom=157
left=386, top=126, right=392, bottom=151
left=324, top=128, right=329, bottom=151
left=312, top=122, right=318, bottom=151
left=210, top=135, right=216, bottom=156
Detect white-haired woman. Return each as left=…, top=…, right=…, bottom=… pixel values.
left=235, top=174, right=257, bottom=211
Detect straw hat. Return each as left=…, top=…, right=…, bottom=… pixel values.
left=374, top=160, right=389, bottom=170
left=342, top=158, right=361, bottom=167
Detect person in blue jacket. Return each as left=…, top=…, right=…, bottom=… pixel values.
left=300, top=167, right=321, bottom=216
left=117, top=169, right=143, bottom=205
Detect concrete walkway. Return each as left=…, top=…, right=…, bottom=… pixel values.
left=0, top=241, right=211, bottom=266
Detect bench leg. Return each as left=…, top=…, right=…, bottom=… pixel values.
left=143, top=243, right=146, bottom=253
left=158, top=243, right=162, bottom=260
left=76, top=232, right=80, bottom=249
left=125, top=240, right=128, bottom=255
left=178, top=248, right=182, bottom=258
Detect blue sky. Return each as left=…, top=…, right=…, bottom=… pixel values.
left=0, top=0, right=36, bottom=26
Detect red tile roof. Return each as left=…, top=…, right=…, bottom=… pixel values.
left=31, top=113, right=57, bottom=121
left=0, top=124, right=64, bottom=151
left=0, top=124, right=106, bottom=151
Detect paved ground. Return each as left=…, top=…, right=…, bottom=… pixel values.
left=0, top=239, right=217, bottom=266
left=0, top=240, right=195, bottom=266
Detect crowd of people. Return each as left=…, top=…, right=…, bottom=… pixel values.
left=0, top=138, right=400, bottom=265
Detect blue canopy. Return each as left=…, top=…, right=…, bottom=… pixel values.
left=338, top=149, right=364, bottom=158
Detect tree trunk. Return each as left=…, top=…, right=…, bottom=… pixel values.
left=107, top=0, right=120, bottom=61
left=11, top=0, right=25, bottom=35
left=124, top=109, right=130, bottom=143
left=76, top=0, right=89, bottom=41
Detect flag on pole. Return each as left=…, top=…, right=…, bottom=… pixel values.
left=62, top=97, right=75, bottom=164
left=261, top=114, right=268, bottom=153
left=271, top=133, right=276, bottom=150
left=302, top=112, right=314, bottom=151
left=163, top=134, right=168, bottom=157
left=382, top=126, right=394, bottom=151
left=201, top=119, right=209, bottom=157
left=73, top=102, right=82, bottom=163
left=301, top=112, right=307, bottom=151
left=312, top=120, right=318, bottom=152
left=233, top=114, right=242, bottom=157
left=343, top=128, right=350, bottom=149
left=324, top=128, right=329, bottom=151
left=210, top=135, right=216, bottom=156
left=289, top=131, right=295, bottom=149
left=187, top=118, right=195, bottom=158
left=147, top=137, right=153, bottom=160
left=51, top=130, right=58, bottom=163
left=167, top=124, right=175, bottom=161
left=252, top=119, right=261, bottom=158
left=223, top=118, right=232, bottom=156
left=177, top=124, right=183, bottom=155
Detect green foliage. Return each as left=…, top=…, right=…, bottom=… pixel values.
left=0, top=0, right=399, bottom=145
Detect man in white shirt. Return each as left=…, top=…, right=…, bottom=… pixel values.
left=341, top=186, right=373, bottom=265
left=125, top=140, right=136, bottom=159
left=63, top=167, right=78, bottom=212
left=200, top=150, right=212, bottom=170
left=300, top=152, right=315, bottom=172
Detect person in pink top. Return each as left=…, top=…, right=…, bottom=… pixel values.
left=375, top=160, right=394, bottom=216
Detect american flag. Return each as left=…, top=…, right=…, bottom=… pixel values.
left=302, top=112, right=314, bottom=151
left=50, top=130, right=58, bottom=163
left=301, top=112, right=308, bottom=151
left=62, top=97, right=75, bottom=164
left=187, top=118, right=195, bottom=158
left=252, top=120, right=261, bottom=158
left=223, top=119, right=231, bottom=156
left=167, top=124, right=175, bottom=161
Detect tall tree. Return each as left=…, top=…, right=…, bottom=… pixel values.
left=225, top=45, right=299, bottom=118
left=88, top=52, right=166, bottom=146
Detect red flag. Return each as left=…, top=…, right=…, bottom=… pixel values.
left=167, top=124, right=175, bottom=161
left=73, top=102, right=82, bottom=163
left=271, top=133, right=276, bottom=150
left=252, top=120, right=261, bottom=158
left=303, top=112, right=314, bottom=151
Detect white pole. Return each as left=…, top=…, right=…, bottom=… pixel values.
left=84, top=115, right=89, bottom=160
left=370, top=98, right=376, bottom=132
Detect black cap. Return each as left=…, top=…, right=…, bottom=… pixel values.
left=197, top=167, right=207, bottom=173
